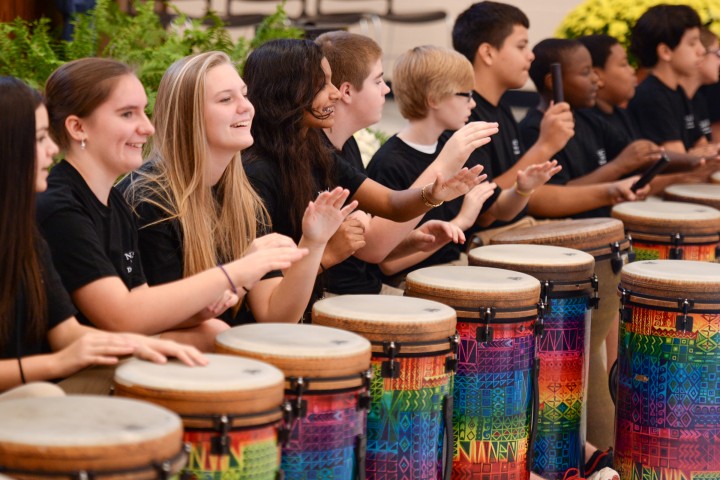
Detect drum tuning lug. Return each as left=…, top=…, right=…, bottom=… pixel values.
left=381, top=360, right=400, bottom=378
left=669, top=233, right=684, bottom=260
left=716, top=244, right=720, bottom=259
left=355, top=434, right=368, bottom=480
left=358, top=392, right=371, bottom=410
left=154, top=461, right=172, bottom=480
left=534, top=320, right=544, bottom=337
left=675, top=299, right=695, bottom=332
left=540, top=281, right=553, bottom=311
left=536, top=302, right=546, bottom=322
left=619, top=307, right=632, bottom=323
left=449, top=333, right=460, bottom=354
left=210, top=415, right=231, bottom=456
left=276, top=470, right=286, bottom=480
left=445, top=357, right=458, bottom=373
left=74, top=471, right=90, bottom=480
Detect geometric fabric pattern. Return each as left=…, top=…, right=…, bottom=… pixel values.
left=184, top=425, right=280, bottom=479
left=281, top=392, right=366, bottom=479
left=615, top=305, right=720, bottom=480
left=366, top=353, right=453, bottom=479
left=532, top=295, right=591, bottom=479
left=631, top=241, right=716, bottom=262
left=452, top=317, right=536, bottom=480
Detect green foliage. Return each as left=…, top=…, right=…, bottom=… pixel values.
left=558, top=0, right=720, bottom=53
left=0, top=0, right=301, bottom=107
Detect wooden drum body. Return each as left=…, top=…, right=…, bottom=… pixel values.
left=406, top=266, right=540, bottom=480
left=0, top=396, right=186, bottom=479
left=216, top=324, right=372, bottom=480
left=615, top=260, right=720, bottom=480
left=612, top=201, right=720, bottom=262
left=469, top=245, right=597, bottom=479
left=313, top=295, right=458, bottom=480
left=114, top=354, right=286, bottom=480
left=491, top=218, right=630, bottom=449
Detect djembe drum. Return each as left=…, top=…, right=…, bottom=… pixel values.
left=0, top=396, right=186, bottom=479
left=614, top=260, right=720, bottom=480
left=405, top=266, right=540, bottom=480
left=312, top=294, right=458, bottom=479
left=664, top=183, right=720, bottom=210
left=216, top=324, right=372, bottom=480
left=114, top=354, right=286, bottom=480
left=469, top=244, right=597, bottom=479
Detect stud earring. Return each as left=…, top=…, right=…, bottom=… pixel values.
left=80, top=138, right=86, bottom=150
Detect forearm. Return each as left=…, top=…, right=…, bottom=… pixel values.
left=354, top=216, right=421, bottom=263
left=0, top=354, right=64, bottom=392
left=567, top=161, right=627, bottom=185
left=527, top=184, right=609, bottom=218
left=487, top=189, right=529, bottom=222
left=494, top=142, right=555, bottom=188
left=380, top=243, right=447, bottom=276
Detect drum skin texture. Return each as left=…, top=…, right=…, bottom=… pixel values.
left=313, top=295, right=458, bottom=480
left=406, top=266, right=540, bottom=480
left=614, top=260, right=720, bottom=480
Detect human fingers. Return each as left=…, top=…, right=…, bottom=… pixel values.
left=339, top=200, right=359, bottom=217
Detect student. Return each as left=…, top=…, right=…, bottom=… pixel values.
left=0, top=76, right=205, bottom=394
left=367, top=45, right=560, bottom=278
left=452, top=1, right=642, bottom=222
left=37, top=58, right=308, bottom=352
left=627, top=4, right=706, bottom=153
left=315, top=31, right=492, bottom=294
left=243, top=39, right=496, bottom=295
left=121, top=51, right=355, bottom=325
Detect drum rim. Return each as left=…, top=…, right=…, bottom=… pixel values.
left=489, top=218, right=626, bottom=250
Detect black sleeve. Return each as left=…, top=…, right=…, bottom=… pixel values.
left=39, top=239, right=77, bottom=331
left=518, top=109, right=542, bottom=151
left=334, top=155, right=367, bottom=197
left=366, top=142, right=413, bottom=191
left=244, top=159, right=281, bottom=232
left=134, top=201, right=184, bottom=286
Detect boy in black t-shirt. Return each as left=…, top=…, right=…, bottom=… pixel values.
left=627, top=4, right=709, bottom=153
left=452, top=1, right=643, bottom=222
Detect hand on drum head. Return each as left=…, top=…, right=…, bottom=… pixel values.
left=301, top=187, right=358, bottom=247
left=437, top=121, right=499, bottom=169
left=607, top=176, right=650, bottom=205
left=119, top=333, right=208, bottom=367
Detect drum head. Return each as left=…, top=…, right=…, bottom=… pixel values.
left=469, top=244, right=595, bottom=282
left=114, top=354, right=285, bottom=417
left=216, top=323, right=371, bottom=378
left=621, top=260, right=720, bottom=301
left=312, top=295, right=456, bottom=342
left=0, top=396, right=183, bottom=476
left=612, top=200, right=720, bottom=235
left=664, top=183, right=720, bottom=210
left=712, top=171, right=720, bottom=184
left=490, top=218, right=625, bottom=253
left=405, top=266, right=540, bottom=310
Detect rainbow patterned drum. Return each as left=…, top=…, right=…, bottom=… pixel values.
left=312, top=295, right=458, bottom=480
left=490, top=218, right=631, bottom=449
left=664, top=183, right=720, bottom=210
left=405, top=266, right=540, bottom=480
left=612, top=201, right=720, bottom=261
left=469, top=245, right=597, bottom=479
left=615, top=260, right=720, bottom=480
left=216, top=324, right=372, bottom=480
left=114, top=354, right=286, bottom=480
left=0, top=396, right=186, bottom=479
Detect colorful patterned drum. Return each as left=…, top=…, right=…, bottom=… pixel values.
left=491, top=218, right=630, bottom=449
left=405, top=266, right=540, bottom=480
left=615, top=260, right=720, bottom=480
left=664, top=183, right=720, bottom=210
left=114, top=354, right=286, bottom=480
left=216, top=324, right=372, bottom=480
left=0, top=396, right=186, bottom=479
left=612, top=201, right=720, bottom=261
left=469, top=245, right=597, bottom=479
left=312, top=295, right=458, bottom=480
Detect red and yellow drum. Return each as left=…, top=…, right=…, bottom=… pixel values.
left=312, top=294, right=458, bottom=480
left=114, top=354, right=286, bottom=480
left=405, top=266, right=540, bottom=480
left=0, top=395, right=186, bottom=479
left=614, top=260, right=720, bottom=480
left=216, top=324, right=372, bottom=480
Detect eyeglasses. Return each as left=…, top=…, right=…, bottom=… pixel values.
left=706, top=49, right=720, bottom=58
left=454, top=91, right=473, bottom=103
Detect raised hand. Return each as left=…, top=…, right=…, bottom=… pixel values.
left=538, top=101, right=574, bottom=154
left=454, top=182, right=498, bottom=230
left=301, top=187, right=358, bottom=246
left=516, top=160, right=562, bottom=193
left=428, top=165, right=487, bottom=203
left=246, top=232, right=298, bottom=255
left=437, top=121, right=499, bottom=169
left=412, top=220, right=466, bottom=252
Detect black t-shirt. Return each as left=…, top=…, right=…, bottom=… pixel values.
left=628, top=74, right=694, bottom=150
left=2, top=238, right=77, bottom=360
left=367, top=135, right=500, bottom=275
left=688, top=90, right=713, bottom=146
left=700, top=82, right=720, bottom=122
left=589, top=105, right=640, bottom=144
left=36, top=161, right=146, bottom=326
left=116, top=166, right=281, bottom=326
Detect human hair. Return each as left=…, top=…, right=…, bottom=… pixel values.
left=315, top=31, right=382, bottom=90
left=700, top=26, right=718, bottom=50
left=123, top=52, right=268, bottom=277
left=393, top=45, right=474, bottom=120
left=243, top=39, right=336, bottom=241
left=630, top=4, right=701, bottom=68
left=0, top=77, right=47, bottom=346
left=577, top=34, right=619, bottom=68
left=45, top=58, right=134, bottom=151
left=529, top=38, right=583, bottom=94
left=452, top=1, right=530, bottom=64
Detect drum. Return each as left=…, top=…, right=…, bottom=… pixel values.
left=216, top=324, right=372, bottom=480
left=114, top=354, right=286, bottom=480
left=611, top=200, right=720, bottom=261
left=490, top=218, right=630, bottom=449
left=711, top=170, right=720, bottom=184
left=614, top=260, right=720, bottom=480
left=405, top=266, right=540, bottom=480
left=664, top=183, right=720, bottom=210
left=0, top=396, right=186, bottom=479
left=469, top=245, right=597, bottom=479
left=312, top=295, right=458, bottom=480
